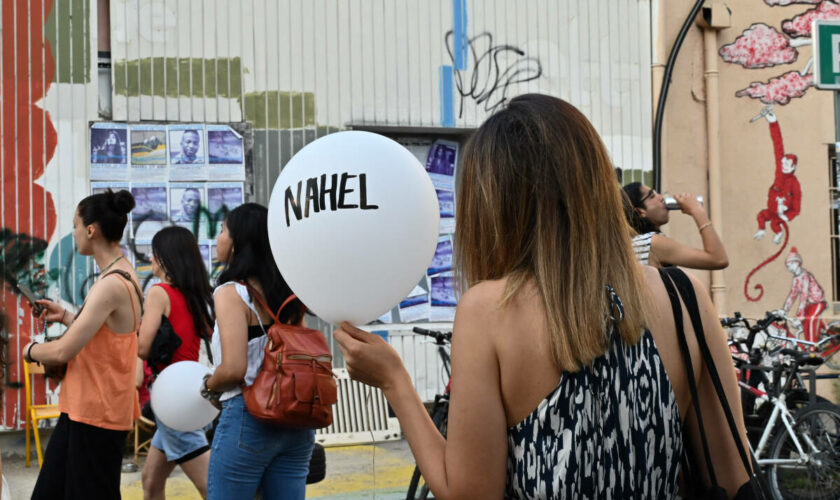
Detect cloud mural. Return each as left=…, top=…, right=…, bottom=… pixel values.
left=782, top=1, right=840, bottom=38
left=719, top=23, right=799, bottom=68
left=736, top=71, right=814, bottom=105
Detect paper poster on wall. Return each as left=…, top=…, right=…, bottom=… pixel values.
left=130, top=125, right=168, bottom=181
left=436, top=189, right=455, bottom=234
left=398, top=284, right=430, bottom=323
left=430, top=274, right=457, bottom=322
left=133, top=240, right=153, bottom=281
left=169, top=125, right=207, bottom=180
left=131, top=183, right=167, bottom=239
left=425, top=140, right=458, bottom=191
left=427, top=236, right=453, bottom=276
left=207, top=182, right=244, bottom=215
left=91, top=123, right=129, bottom=180
left=198, top=241, right=211, bottom=275
left=170, top=183, right=205, bottom=223
left=207, top=125, right=245, bottom=180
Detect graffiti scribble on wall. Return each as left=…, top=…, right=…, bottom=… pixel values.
left=719, top=23, right=799, bottom=68
left=782, top=1, right=840, bottom=38
left=445, top=31, right=542, bottom=117
left=736, top=71, right=814, bottom=105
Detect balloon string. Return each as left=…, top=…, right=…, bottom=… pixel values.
left=365, top=385, right=376, bottom=499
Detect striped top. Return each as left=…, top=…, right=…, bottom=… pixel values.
left=632, top=232, right=655, bottom=266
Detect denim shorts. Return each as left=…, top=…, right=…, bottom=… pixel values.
left=207, top=394, right=315, bottom=500
left=151, top=415, right=210, bottom=464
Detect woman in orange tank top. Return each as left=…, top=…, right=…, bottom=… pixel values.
left=23, top=189, right=143, bottom=500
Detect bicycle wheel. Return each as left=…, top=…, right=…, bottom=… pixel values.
left=767, top=402, right=840, bottom=500
left=405, top=400, right=448, bottom=500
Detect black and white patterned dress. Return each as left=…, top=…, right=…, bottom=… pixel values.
left=505, top=329, right=682, bottom=499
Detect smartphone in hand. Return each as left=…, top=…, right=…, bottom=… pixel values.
left=16, top=283, right=44, bottom=316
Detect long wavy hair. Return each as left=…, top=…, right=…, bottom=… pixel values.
left=216, top=203, right=302, bottom=325
left=151, top=226, right=214, bottom=340
left=455, top=94, right=648, bottom=372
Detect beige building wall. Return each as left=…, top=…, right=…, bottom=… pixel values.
left=660, top=0, right=837, bottom=329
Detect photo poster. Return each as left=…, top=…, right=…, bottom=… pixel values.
left=90, top=122, right=246, bottom=182
left=133, top=240, right=154, bottom=282
left=198, top=241, right=211, bottom=276
left=90, top=123, right=129, bottom=180
left=130, top=125, right=167, bottom=181
left=437, top=189, right=455, bottom=234
left=130, top=182, right=168, bottom=240
left=427, top=235, right=453, bottom=276
left=398, top=283, right=430, bottom=323
left=425, top=140, right=457, bottom=192
left=170, top=182, right=206, bottom=237
left=430, top=274, right=457, bottom=322
left=207, top=125, right=246, bottom=180
left=169, top=124, right=207, bottom=180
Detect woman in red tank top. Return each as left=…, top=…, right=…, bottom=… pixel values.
left=24, top=189, right=142, bottom=500
left=138, top=226, right=214, bottom=499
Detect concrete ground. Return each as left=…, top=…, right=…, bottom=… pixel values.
left=1, top=429, right=417, bottom=499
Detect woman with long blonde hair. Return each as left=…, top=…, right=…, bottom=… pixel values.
left=335, top=94, right=749, bottom=499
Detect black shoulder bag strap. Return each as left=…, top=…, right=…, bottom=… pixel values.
left=660, top=267, right=764, bottom=499
left=658, top=268, right=721, bottom=491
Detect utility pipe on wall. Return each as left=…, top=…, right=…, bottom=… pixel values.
left=699, top=2, right=731, bottom=310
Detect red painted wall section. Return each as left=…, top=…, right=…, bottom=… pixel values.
left=1, top=0, right=59, bottom=428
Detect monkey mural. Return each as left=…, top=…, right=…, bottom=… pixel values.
left=745, top=106, right=802, bottom=302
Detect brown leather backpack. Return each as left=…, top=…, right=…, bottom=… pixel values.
left=241, top=285, right=337, bottom=428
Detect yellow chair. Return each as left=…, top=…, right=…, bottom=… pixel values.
left=133, top=415, right=156, bottom=465
left=24, top=360, right=61, bottom=467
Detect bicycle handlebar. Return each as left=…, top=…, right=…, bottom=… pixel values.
left=412, top=327, right=452, bottom=344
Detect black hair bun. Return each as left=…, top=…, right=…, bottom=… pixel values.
left=111, top=189, right=136, bottom=215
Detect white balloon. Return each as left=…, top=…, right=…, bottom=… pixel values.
left=151, top=361, right=219, bottom=432
left=267, top=131, right=440, bottom=325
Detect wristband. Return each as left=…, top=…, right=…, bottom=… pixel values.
left=200, top=374, right=222, bottom=404
left=25, top=342, right=40, bottom=364
left=698, top=222, right=712, bottom=232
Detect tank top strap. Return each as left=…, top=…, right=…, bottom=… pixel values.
left=103, top=271, right=141, bottom=329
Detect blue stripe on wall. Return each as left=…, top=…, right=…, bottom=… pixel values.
left=453, top=0, right=468, bottom=70
left=439, top=65, right=454, bottom=127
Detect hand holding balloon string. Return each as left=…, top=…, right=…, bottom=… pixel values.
left=334, top=322, right=410, bottom=394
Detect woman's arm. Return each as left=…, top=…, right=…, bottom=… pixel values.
left=652, top=193, right=728, bottom=270
left=204, top=286, right=249, bottom=392
left=137, top=286, right=169, bottom=359
left=684, top=272, right=751, bottom=497
left=336, top=286, right=508, bottom=500
left=24, top=277, right=124, bottom=364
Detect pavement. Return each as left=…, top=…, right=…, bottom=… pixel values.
left=1, top=429, right=417, bottom=499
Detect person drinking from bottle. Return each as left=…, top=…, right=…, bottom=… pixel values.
left=623, top=182, right=729, bottom=270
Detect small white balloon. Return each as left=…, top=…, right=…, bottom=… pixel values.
left=151, top=361, right=219, bottom=432
left=267, top=131, right=440, bottom=325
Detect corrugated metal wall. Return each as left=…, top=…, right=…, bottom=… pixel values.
left=110, top=0, right=654, bottom=198
left=0, top=0, right=653, bottom=430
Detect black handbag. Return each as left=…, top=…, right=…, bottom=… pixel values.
left=148, top=315, right=182, bottom=375
left=659, top=267, right=765, bottom=500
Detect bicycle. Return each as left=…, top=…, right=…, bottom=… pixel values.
left=732, top=310, right=840, bottom=371
left=729, top=340, right=840, bottom=499
left=405, top=326, right=451, bottom=500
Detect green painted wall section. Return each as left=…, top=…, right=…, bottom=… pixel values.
left=112, top=57, right=242, bottom=99
left=44, top=0, right=91, bottom=83
left=244, top=91, right=316, bottom=129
